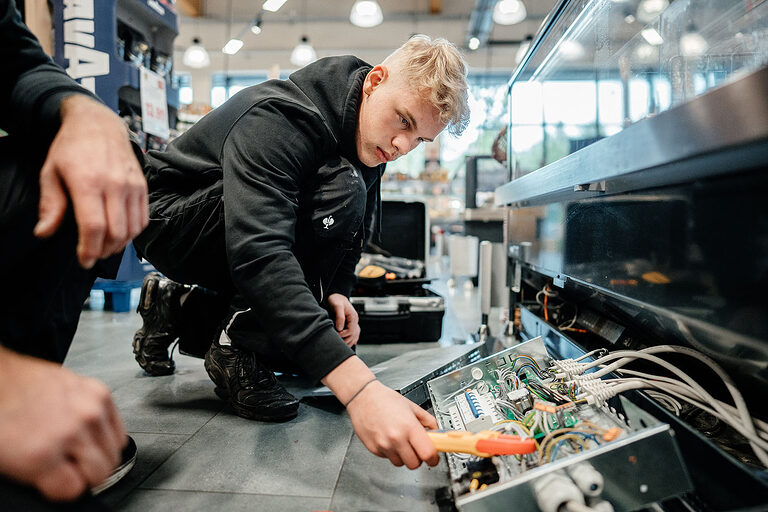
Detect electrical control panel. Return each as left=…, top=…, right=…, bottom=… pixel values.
left=427, top=337, right=693, bottom=512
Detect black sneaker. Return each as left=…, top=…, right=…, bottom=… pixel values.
left=132, top=272, right=187, bottom=376
left=92, top=435, right=138, bottom=495
left=204, top=342, right=300, bottom=422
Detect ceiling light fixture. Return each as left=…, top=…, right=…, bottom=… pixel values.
left=182, top=37, right=210, bottom=68
left=493, top=0, right=527, bottom=26
left=290, top=36, right=317, bottom=67
left=262, top=0, right=287, bottom=12
left=251, top=16, right=263, bottom=34
left=636, top=0, right=669, bottom=24
left=222, top=38, right=244, bottom=55
left=468, top=37, right=480, bottom=51
left=680, top=24, right=708, bottom=57
left=350, top=0, right=383, bottom=28
left=640, top=27, right=664, bottom=45
left=560, top=40, right=585, bottom=60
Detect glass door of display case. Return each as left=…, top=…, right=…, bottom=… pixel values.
left=497, top=1, right=768, bottom=508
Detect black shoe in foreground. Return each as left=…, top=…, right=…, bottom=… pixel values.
left=132, top=272, right=187, bottom=376
left=204, top=342, right=300, bottom=422
left=92, top=436, right=138, bottom=495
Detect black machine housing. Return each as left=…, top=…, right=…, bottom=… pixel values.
left=496, top=1, right=768, bottom=509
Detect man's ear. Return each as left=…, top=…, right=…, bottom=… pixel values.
left=363, top=64, right=389, bottom=95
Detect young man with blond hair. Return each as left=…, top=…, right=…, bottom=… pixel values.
left=132, top=35, right=470, bottom=469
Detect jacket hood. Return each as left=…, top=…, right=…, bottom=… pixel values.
left=289, top=56, right=375, bottom=172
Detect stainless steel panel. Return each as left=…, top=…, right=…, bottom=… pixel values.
left=310, top=342, right=484, bottom=401
left=457, top=424, right=689, bottom=512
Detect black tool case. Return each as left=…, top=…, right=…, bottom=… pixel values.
left=351, top=199, right=445, bottom=343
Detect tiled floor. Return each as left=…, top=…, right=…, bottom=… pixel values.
left=64, top=276, right=504, bottom=511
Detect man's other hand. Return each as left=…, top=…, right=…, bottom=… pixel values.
left=33, top=94, right=148, bottom=269
left=0, top=347, right=127, bottom=501
left=327, top=293, right=360, bottom=347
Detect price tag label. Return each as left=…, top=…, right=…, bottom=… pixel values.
left=140, top=67, right=170, bottom=139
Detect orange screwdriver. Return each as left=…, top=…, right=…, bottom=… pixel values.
left=427, top=430, right=537, bottom=457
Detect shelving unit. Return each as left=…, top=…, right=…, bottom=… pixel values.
left=51, top=0, right=179, bottom=311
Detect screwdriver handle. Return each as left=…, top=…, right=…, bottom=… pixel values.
left=428, top=430, right=536, bottom=457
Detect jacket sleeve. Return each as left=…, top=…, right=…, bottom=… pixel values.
left=0, top=0, right=97, bottom=143
left=221, top=99, right=355, bottom=382
left=326, top=179, right=379, bottom=298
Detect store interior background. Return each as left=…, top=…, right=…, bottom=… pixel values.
left=166, top=0, right=559, bottom=238
left=24, top=0, right=692, bottom=247
left=14, top=0, right=768, bottom=509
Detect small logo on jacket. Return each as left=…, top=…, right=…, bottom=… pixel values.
left=323, top=215, right=335, bottom=229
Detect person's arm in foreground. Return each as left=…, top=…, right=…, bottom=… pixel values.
left=0, top=0, right=147, bottom=268
left=34, top=94, right=149, bottom=268
left=0, top=346, right=127, bottom=501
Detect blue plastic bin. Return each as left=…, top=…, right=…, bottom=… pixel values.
left=91, top=242, right=155, bottom=312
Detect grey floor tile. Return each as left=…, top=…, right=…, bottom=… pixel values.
left=329, top=434, right=449, bottom=512
left=100, top=432, right=190, bottom=508
left=67, top=312, right=223, bottom=434
left=108, top=362, right=224, bottom=435
left=119, top=489, right=331, bottom=512
left=57, top=278, right=483, bottom=510
left=140, top=401, right=353, bottom=497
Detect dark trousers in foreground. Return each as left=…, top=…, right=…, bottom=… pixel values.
left=0, top=136, right=115, bottom=510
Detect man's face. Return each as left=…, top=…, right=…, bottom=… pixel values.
left=356, top=64, right=446, bottom=168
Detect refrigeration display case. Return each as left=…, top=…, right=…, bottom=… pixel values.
left=495, top=0, right=768, bottom=509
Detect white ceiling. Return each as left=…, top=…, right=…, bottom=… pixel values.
left=175, top=0, right=559, bottom=75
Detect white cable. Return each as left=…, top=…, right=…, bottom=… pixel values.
left=574, top=348, right=609, bottom=362
left=590, top=345, right=765, bottom=466
left=615, top=367, right=768, bottom=439
left=564, top=500, right=597, bottom=512
left=581, top=378, right=768, bottom=465
left=645, top=390, right=682, bottom=416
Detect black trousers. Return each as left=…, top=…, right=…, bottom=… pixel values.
left=0, top=136, right=114, bottom=510
left=134, top=182, right=308, bottom=373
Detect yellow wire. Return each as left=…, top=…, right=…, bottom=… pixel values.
left=492, top=420, right=540, bottom=449
left=544, top=434, right=589, bottom=462
left=536, top=427, right=603, bottom=465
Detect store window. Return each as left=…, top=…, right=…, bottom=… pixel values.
left=508, top=72, right=676, bottom=176
left=439, top=72, right=511, bottom=177
left=173, top=73, right=192, bottom=105
left=210, top=72, right=290, bottom=108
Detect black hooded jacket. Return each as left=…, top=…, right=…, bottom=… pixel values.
left=140, top=56, right=384, bottom=381
left=0, top=0, right=99, bottom=159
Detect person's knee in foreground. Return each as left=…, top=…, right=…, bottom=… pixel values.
left=132, top=34, right=470, bottom=469
left=0, top=0, right=147, bottom=503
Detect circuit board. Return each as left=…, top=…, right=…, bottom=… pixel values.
left=427, top=336, right=693, bottom=512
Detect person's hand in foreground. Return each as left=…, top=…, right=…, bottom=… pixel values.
left=0, top=346, right=128, bottom=501
left=33, top=94, right=148, bottom=269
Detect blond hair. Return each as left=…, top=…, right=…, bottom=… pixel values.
left=383, top=35, right=470, bottom=137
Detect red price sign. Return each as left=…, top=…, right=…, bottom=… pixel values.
left=140, top=67, right=170, bottom=139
